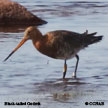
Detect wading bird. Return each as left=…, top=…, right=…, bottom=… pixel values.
left=4, top=26, right=103, bottom=79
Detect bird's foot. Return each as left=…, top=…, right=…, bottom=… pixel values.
left=72, top=72, right=77, bottom=79
left=63, top=78, right=67, bottom=82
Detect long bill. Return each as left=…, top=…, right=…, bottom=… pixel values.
left=3, top=38, right=28, bottom=62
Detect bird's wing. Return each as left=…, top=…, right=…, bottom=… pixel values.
left=44, top=30, right=83, bottom=49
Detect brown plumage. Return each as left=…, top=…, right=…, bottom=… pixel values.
left=4, top=26, right=103, bottom=79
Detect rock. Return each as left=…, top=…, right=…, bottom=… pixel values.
left=0, top=0, right=47, bottom=26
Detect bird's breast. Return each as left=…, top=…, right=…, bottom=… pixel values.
left=35, top=41, right=41, bottom=50
left=33, top=41, right=56, bottom=58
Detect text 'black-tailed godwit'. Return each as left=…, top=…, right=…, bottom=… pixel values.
left=4, top=26, right=103, bottom=79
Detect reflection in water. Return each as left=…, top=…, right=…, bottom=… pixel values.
left=33, top=78, right=90, bottom=103
left=0, top=26, right=27, bottom=33
left=53, top=93, right=71, bottom=102
left=31, top=77, right=108, bottom=107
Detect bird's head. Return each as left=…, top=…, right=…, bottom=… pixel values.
left=24, top=26, right=42, bottom=40
left=3, top=26, right=41, bottom=61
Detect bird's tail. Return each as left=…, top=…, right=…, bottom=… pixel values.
left=82, top=30, right=103, bottom=47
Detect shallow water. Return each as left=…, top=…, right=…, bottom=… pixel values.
left=0, top=0, right=108, bottom=108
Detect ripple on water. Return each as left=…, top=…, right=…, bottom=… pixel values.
left=0, top=0, right=108, bottom=107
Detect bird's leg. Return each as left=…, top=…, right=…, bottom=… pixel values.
left=63, top=59, right=67, bottom=79
left=72, top=55, right=79, bottom=78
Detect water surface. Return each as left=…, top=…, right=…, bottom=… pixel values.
left=0, top=0, right=108, bottom=108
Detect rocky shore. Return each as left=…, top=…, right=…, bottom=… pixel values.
left=0, top=0, right=47, bottom=26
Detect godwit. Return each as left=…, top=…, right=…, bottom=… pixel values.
left=4, top=26, right=103, bottom=79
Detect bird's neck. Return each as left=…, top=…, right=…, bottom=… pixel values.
left=32, top=34, right=46, bottom=50
left=32, top=31, right=43, bottom=42
left=32, top=34, right=56, bottom=58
